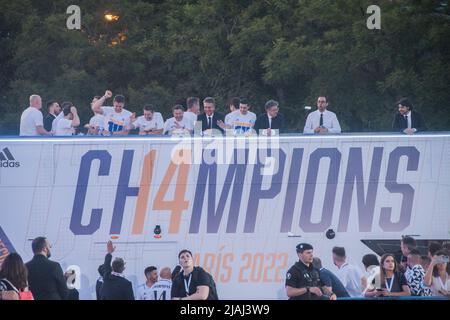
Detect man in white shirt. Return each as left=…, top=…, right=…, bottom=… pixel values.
left=130, top=104, right=164, bottom=135
left=183, top=97, right=200, bottom=129
left=163, top=105, right=193, bottom=135
left=303, top=96, right=341, bottom=134
left=332, top=246, right=364, bottom=297
left=219, top=98, right=256, bottom=135
left=91, top=90, right=133, bottom=135
left=136, top=266, right=158, bottom=300
left=19, top=94, right=52, bottom=136
left=55, top=102, right=80, bottom=136
left=149, top=267, right=172, bottom=300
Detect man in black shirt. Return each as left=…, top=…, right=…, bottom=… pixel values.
left=43, top=101, right=61, bottom=132
left=171, top=249, right=217, bottom=300
left=285, top=243, right=330, bottom=300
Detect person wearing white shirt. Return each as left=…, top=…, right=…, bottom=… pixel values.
left=130, top=105, right=164, bottom=135
left=424, top=250, right=450, bottom=296
left=163, top=104, right=193, bottom=136
left=219, top=98, right=256, bottom=135
left=303, top=96, right=341, bottom=134
left=84, top=96, right=105, bottom=135
left=136, top=266, right=158, bottom=300
left=183, top=97, right=200, bottom=130
left=148, top=267, right=172, bottom=300
left=55, top=103, right=80, bottom=136
left=91, top=90, right=133, bottom=135
left=332, top=246, right=364, bottom=297
left=19, top=94, right=51, bottom=136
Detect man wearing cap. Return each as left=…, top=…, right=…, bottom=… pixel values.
left=285, top=243, right=330, bottom=300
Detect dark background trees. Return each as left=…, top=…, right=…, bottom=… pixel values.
left=0, top=0, right=449, bottom=134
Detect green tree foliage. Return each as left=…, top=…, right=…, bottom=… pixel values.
left=0, top=0, right=449, bottom=133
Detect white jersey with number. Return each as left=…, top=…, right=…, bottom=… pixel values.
left=225, top=110, right=256, bottom=135
left=149, top=279, right=172, bottom=300
left=101, top=106, right=132, bottom=133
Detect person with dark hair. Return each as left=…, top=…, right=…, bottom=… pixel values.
left=428, top=241, right=443, bottom=259
left=312, top=257, right=349, bottom=299
left=54, top=102, right=80, bottom=136
left=171, top=249, right=217, bottom=300
left=85, top=96, right=105, bottom=135
left=130, top=104, right=164, bottom=135
left=365, top=254, right=410, bottom=297
left=332, top=246, right=364, bottom=297
left=171, top=265, right=182, bottom=281
left=442, top=242, right=450, bottom=253
left=254, top=99, right=286, bottom=135
left=0, top=253, right=33, bottom=300
left=197, top=97, right=225, bottom=135
left=184, top=97, right=200, bottom=129
left=303, top=96, right=341, bottom=134
left=25, top=237, right=68, bottom=300
left=285, top=243, right=329, bottom=300
left=421, top=255, right=432, bottom=271
left=392, top=98, right=427, bottom=134
left=361, top=254, right=380, bottom=293
left=43, top=100, right=61, bottom=132
left=136, top=266, right=158, bottom=300
left=100, top=240, right=134, bottom=300
left=405, top=249, right=432, bottom=296
left=163, top=105, right=193, bottom=135
left=91, top=90, right=133, bottom=135
left=227, top=97, right=240, bottom=113
left=219, top=98, right=256, bottom=135
left=95, top=264, right=105, bottom=300
left=425, top=249, right=450, bottom=296
left=399, top=236, right=417, bottom=272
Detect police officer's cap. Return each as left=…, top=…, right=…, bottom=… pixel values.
left=296, top=243, right=313, bottom=253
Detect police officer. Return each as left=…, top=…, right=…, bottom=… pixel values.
left=285, top=243, right=330, bottom=300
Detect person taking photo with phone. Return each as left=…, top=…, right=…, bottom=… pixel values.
left=424, top=250, right=450, bottom=297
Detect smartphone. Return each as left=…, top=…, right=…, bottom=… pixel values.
left=436, top=255, right=449, bottom=263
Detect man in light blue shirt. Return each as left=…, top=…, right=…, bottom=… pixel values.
left=303, top=96, right=341, bottom=134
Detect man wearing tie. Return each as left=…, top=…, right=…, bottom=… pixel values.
left=254, top=99, right=286, bottom=135
left=197, top=97, right=225, bottom=135
left=392, top=98, right=427, bottom=134
left=303, top=96, right=341, bottom=134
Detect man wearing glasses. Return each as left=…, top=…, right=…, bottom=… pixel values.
left=303, top=96, right=341, bottom=135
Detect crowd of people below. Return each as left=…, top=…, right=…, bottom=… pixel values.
left=17, top=91, right=428, bottom=138
left=285, top=237, right=450, bottom=300
left=0, top=235, right=448, bottom=300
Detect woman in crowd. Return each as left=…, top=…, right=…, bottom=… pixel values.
left=0, top=252, right=33, bottom=300
left=364, top=253, right=410, bottom=297
left=424, top=250, right=450, bottom=296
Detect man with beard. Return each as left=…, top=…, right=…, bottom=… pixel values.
left=25, top=237, right=68, bottom=300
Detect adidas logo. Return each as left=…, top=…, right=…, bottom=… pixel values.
left=0, top=148, right=20, bottom=168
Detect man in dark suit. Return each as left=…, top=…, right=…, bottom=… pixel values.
left=392, top=98, right=427, bottom=134
left=254, top=99, right=286, bottom=135
left=26, top=237, right=68, bottom=300
left=196, top=97, right=225, bottom=135
left=100, top=240, right=134, bottom=300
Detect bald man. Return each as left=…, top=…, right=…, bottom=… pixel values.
left=20, top=95, right=52, bottom=136
left=149, top=267, right=172, bottom=300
